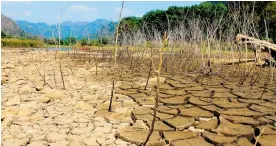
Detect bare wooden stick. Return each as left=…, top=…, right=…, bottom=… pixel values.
left=69, top=65, right=75, bottom=76
left=53, top=67, right=57, bottom=89
left=43, top=66, right=46, bottom=86
left=59, top=61, right=65, bottom=90
left=143, top=32, right=168, bottom=146
left=108, top=1, right=124, bottom=112
left=34, top=64, right=53, bottom=89
left=144, top=61, right=152, bottom=90
left=254, top=128, right=265, bottom=146
left=144, top=48, right=153, bottom=90
left=95, top=62, right=98, bottom=75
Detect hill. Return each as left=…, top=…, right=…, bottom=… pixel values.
left=1, top=14, right=25, bottom=37
left=16, top=19, right=115, bottom=39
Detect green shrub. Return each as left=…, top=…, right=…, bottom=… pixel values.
left=1, top=38, right=44, bottom=48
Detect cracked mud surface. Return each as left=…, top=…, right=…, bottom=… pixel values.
left=116, top=72, right=276, bottom=146
left=2, top=49, right=276, bottom=146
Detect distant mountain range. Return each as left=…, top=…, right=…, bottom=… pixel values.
left=1, top=14, right=25, bottom=37
left=15, top=19, right=115, bottom=39
left=1, top=14, right=115, bottom=39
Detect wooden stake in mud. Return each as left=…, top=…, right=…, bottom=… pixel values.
left=59, top=61, right=65, bottom=90
left=143, top=32, right=169, bottom=146
left=254, top=128, right=265, bottom=146
left=34, top=64, right=53, bottom=89
left=144, top=48, right=153, bottom=90
left=43, top=66, right=46, bottom=86
left=95, top=62, right=98, bottom=75
left=53, top=67, right=57, bottom=89
left=108, top=1, right=124, bottom=112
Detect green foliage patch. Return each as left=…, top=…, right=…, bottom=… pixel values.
left=1, top=38, right=44, bottom=48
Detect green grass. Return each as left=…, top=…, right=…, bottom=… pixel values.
left=1, top=38, right=44, bottom=48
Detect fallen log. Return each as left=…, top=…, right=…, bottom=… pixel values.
left=236, top=34, right=276, bottom=60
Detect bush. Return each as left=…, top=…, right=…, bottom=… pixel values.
left=81, top=38, right=88, bottom=46
left=99, top=37, right=109, bottom=45
left=1, top=38, right=44, bottom=48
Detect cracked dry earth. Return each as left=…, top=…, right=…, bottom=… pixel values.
left=2, top=49, right=276, bottom=146
left=115, top=74, right=276, bottom=146
left=1, top=49, right=139, bottom=146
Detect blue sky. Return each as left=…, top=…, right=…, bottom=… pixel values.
left=1, top=1, right=202, bottom=25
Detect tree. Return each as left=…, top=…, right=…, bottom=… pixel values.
left=265, top=2, right=276, bottom=42
left=99, top=37, right=109, bottom=45
left=1, top=31, right=7, bottom=38
left=80, top=38, right=87, bottom=46
left=66, top=37, right=77, bottom=45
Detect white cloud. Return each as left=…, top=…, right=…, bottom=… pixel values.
left=114, top=7, right=135, bottom=17
left=24, top=10, right=31, bottom=17
left=67, top=5, right=99, bottom=13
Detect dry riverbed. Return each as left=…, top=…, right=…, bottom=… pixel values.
left=1, top=48, right=276, bottom=146
left=1, top=49, right=139, bottom=146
